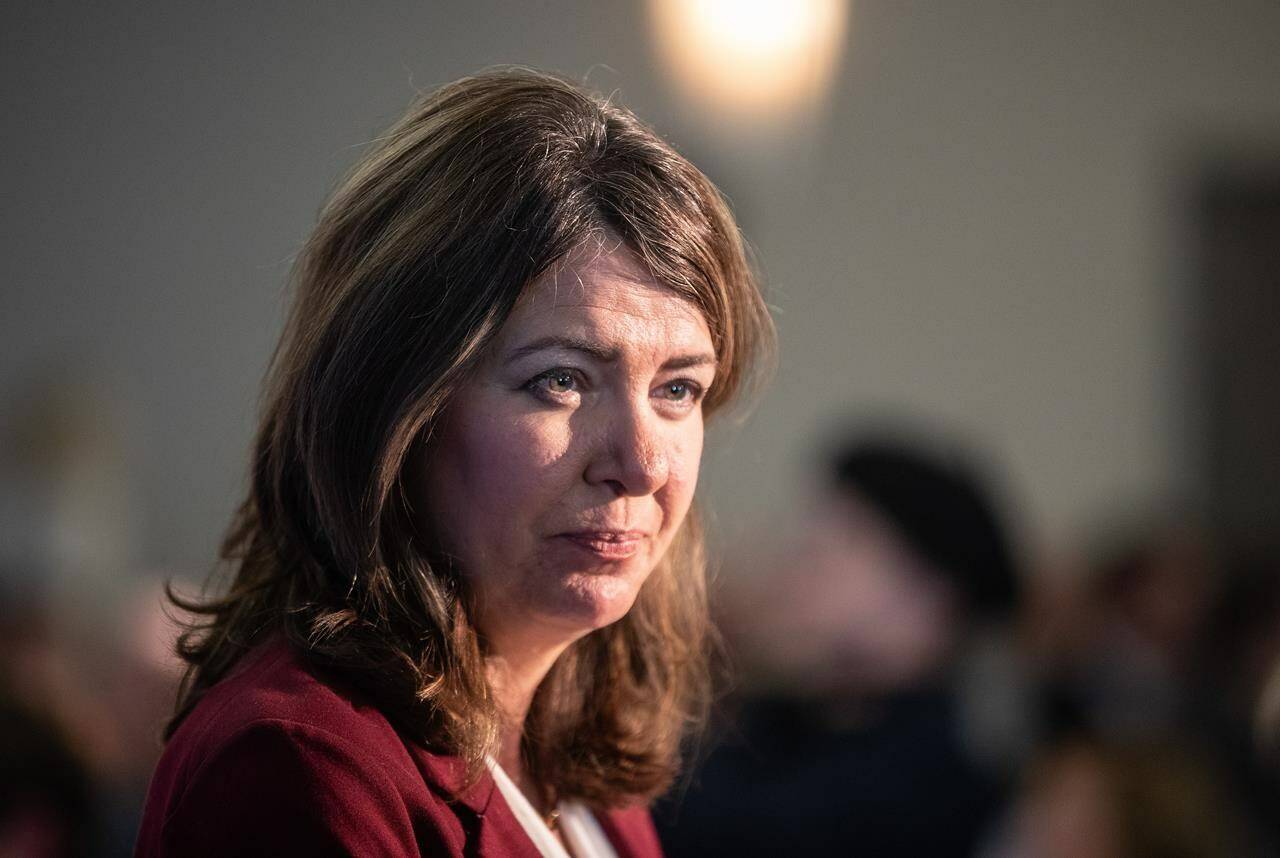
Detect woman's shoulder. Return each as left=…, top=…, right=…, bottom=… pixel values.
left=167, top=634, right=404, bottom=758
left=136, top=635, right=468, bottom=857
left=137, top=637, right=667, bottom=857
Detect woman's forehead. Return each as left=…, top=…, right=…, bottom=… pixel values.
left=514, top=243, right=707, bottom=332
left=482, top=245, right=714, bottom=369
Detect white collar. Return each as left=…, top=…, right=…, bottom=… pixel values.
left=485, top=757, right=619, bottom=858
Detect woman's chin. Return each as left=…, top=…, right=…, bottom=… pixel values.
left=534, top=568, right=644, bottom=637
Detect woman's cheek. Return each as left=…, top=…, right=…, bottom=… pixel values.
left=508, top=412, right=575, bottom=471
left=659, top=432, right=703, bottom=532
left=671, top=422, right=705, bottom=493
left=487, top=415, right=575, bottom=506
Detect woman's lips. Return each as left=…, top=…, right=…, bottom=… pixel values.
left=555, top=531, right=646, bottom=561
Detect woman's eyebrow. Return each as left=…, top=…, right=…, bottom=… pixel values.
left=505, top=335, right=716, bottom=372
left=662, top=353, right=717, bottom=372
left=505, top=335, right=618, bottom=364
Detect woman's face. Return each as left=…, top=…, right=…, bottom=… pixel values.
left=423, top=241, right=716, bottom=656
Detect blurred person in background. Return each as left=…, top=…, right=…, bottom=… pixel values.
left=0, top=568, right=184, bottom=856
left=1016, top=531, right=1280, bottom=855
left=657, top=432, right=1026, bottom=857
left=1199, top=549, right=1280, bottom=851
left=985, top=734, right=1253, bottom=858
left=0, top=694, right=93, bottom=858
left=1034, top=524, right=1215, bottom=740
left=0, top=579, right=94, bottom=858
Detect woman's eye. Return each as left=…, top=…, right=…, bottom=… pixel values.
left=546, top=371, right=576, bottom=393
left=525, top=368, right=583, bottom=401
left=656, top=380, right=703, bottom=405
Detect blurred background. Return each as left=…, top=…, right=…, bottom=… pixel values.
left=2, top=1, right=1278, bottom=854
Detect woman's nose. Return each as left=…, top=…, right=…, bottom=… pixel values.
left=583, top=399, right=669, bottom=497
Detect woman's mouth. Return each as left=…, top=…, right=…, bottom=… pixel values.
left=556, top=530, right=647, bottom=561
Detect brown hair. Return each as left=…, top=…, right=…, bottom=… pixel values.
left=167, top=68, right=773, bottom=806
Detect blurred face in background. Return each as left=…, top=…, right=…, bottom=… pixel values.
left=423, top=240, right=716, bottom=659
left=748, top=492, right=961, bottom=696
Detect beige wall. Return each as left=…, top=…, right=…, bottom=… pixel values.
left=689, top=1, right=1280, bottom=554
left=3, top=1, right=1279, bottom=577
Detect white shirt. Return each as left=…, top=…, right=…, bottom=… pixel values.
left=486, top=757, right=619, bottom=858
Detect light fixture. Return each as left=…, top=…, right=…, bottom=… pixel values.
left=648, top=0, right=848, bottom=122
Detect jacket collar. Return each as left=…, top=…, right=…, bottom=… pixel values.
left=405, top=746, right=494, bottom=814
left=407, top=745, right=545, bottom=858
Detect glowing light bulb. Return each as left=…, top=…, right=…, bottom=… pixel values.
left=649, top=0, right=848, bottom=121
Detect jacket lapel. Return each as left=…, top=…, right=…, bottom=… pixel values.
left=407, top=745, right=543, bottom=858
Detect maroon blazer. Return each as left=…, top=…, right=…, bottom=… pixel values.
left=135, top=636, right=663, bottom=857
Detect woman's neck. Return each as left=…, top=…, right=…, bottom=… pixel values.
left=485, top=643, right=569, bottom=803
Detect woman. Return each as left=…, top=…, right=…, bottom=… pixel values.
left=134, top=69, right=772, bottom=857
